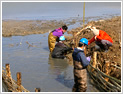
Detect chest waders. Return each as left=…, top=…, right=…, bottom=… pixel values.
left=48, top=31, right=58, bottom=53
left=72, top=51, right=87, bottom=92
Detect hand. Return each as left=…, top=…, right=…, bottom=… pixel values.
left=86, top=56, right=91, bottom=62
left=72, top=47, right=74, bottom=50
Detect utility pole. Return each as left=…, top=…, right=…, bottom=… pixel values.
left=83, top=2, right=85, bottom=27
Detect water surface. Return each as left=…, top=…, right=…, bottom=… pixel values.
left=2, top=32, right=100, bottom=92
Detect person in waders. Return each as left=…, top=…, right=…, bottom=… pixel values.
left=72, top=38, right=91, bottom=92
left=48, top=25, right=68, bottom=53
left=87, top=26, right=113, bottom=52
left=52, top=36, right=73, bottom=59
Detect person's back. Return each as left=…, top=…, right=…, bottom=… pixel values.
left=72, top=48, right=89, bottom=69
left=48, top=25, right=68, bottom=53
left=87, top=26, right=113, bottom=52
left=52, top=36, right=73, bottom=59
left=52, top=42, right=67, bottom=59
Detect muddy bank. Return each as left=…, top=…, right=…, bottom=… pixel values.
left=2, top=20, right=62, bottom=37
left=67, top=16, right=121, bottom=62
left=2, top=17, right=83, bottom=37
left=65, top=16, right=121, bottom=80
left=2, top=14, right=118, bottom=37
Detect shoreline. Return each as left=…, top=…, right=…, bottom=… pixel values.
left=66, top=15, right=121, bottom=64
left=2, top=15, right=120, bottom=37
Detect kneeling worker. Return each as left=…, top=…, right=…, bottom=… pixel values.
left=72, top=38, right=91, bottom=92
left=52, top=36, right=73, bottom=59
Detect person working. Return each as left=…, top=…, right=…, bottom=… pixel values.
left=72, top=38, right=91, bottom=92
left=87, top=26, right=113, bottom=52
left=48, top=25, right=68, bottom=53
left=52, top=36, right=73, bottom=59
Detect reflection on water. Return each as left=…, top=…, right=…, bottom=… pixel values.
left=48, top=54, right=74, bottom=90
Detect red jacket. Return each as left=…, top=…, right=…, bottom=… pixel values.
left=88, top=30, right=113, bottom=45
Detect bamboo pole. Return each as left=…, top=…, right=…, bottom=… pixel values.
left=83, top=2, right=85, bottom=27
left=35, top=88, right=41, bottom=92
left=92, top=52, right=97, bottom=72
left=17, top=72, right=22, bottom=92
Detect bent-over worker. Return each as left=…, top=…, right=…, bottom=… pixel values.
left=87, top=26, right=113, bottom=52
left=52, top=36, right=73, bottom=59
left=48, top=25, right=68, bottom=53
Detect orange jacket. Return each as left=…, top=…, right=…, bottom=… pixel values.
left=88, top=30, right=113, bottom=45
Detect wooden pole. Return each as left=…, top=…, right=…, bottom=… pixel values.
left=35, top=88, right=41, bottom=92
left=6, top=64, right=11, bottom=78
left=17, top=72, right=22, bottom=92
left=83, top=2, right=85, bottom=27
left=104, top=60, right=110, bottom=82
left=92, top=52, right=97, bottom=72
left=84, top=46, right=87, bottom=56
left=73, top=32, right=76, bottom=48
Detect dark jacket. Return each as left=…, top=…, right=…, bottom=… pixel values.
left=72, top=48, right=90, bottom=69
left=52, top=42, right=73, bottom=59
left=72, top=48, right=89, bottom=92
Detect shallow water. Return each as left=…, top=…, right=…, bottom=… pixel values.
left=2, top=32, right=100, bottom=92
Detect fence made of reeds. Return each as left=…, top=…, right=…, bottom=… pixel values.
left=2, top=64, right=40, bottom=92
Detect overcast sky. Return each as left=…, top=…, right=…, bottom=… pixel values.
left=2, top=2, right=121, bottom=19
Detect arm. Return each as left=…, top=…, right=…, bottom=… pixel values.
left=96, top=35, right=103, bottom=41
left=62, top=46, right=73, bottom=52
left=88, top=36, right=95, bottom=45
left=79, top=53, right=90, bottom=68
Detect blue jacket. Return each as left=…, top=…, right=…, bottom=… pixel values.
left=72, top=48, right=90, bottom=68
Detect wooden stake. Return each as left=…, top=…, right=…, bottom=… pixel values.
left=84, top=46, right=87, bottom=55
left=17, top=72, right=22, bottom=92
left=6, top=64, right=11, bottom=78
left=35, top=88, right=41, bottom=92
left=104, top=60, right=110, bottom=82
left=92, top=52, right=97, bottom=72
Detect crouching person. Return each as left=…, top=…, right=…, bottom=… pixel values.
left=52, top=36, right=73, bottom=59
left=72, top=38, right=91, bottom=92
left=87, top=26, right=113, bottom=52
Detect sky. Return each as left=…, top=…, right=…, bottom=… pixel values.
left=2, top=2, right=121, bottom=20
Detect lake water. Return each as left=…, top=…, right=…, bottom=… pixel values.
left=2, top=1, right=121, bottom=92
left=2, top=32, right=100, bottom=92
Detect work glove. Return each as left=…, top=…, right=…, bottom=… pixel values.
left=86, top=56, right=91, bottom=62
